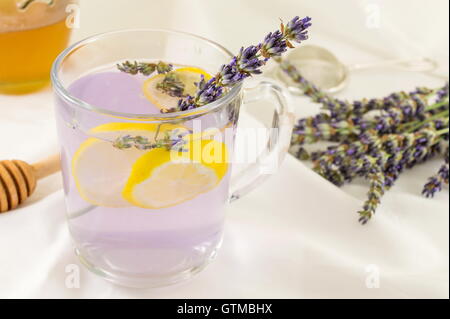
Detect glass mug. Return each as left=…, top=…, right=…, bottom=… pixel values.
left=51, top=29, right=293, bottom=288
left=0, top=0, right=76, bottom=94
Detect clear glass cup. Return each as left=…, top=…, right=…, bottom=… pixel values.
left=0, top=0, right=76, bottom=94
left=51, top=29, right=293, bottom=288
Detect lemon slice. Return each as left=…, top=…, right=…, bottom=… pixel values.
left=72, top=122, right=184, bottom=207
left=142, top=67, right=211, bottom=111
left=122, top=138, right=228, bottom=209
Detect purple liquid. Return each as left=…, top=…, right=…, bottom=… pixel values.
left=55, top=68, right=235, bottom=287
left=68, top=71, right=157, bottom=114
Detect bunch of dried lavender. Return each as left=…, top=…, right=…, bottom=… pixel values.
left=282, top=60, right=449, bottom=224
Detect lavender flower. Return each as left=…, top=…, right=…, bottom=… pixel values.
left=217, top=59, right=246, bottom=86
left=260, top=31, right=287, bottom=58
left=435, top=83, right=449, bottom=104
left=156, top=72, right=185, bottom=97
left=196, top=80, right=224, bottom=106
left=422, top=147, right=449, bottom=197
left=422, top=176, right=444, bottom=197
left=156, top=61, right=173, bottom=74
left=236, top=46, right=265, bottom=74
left=284, top=16, right=312, bottom=43
left=112, top=128, right=191, bottom=152
left=176, top=95, right=197, bottom=112
left=358, top=166, right=385, bottom=225
left=112, top=135, right=134, bottom=149
left=117, top=61, right=173, bottom=76
left=166, top=128, right=190, bottom=152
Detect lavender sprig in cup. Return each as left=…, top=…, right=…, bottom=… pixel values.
left=175, top=16, right=312, bottom=112
left=118, top=16, right=312, bottom=112
left=114, top=16, right=312, bottom=160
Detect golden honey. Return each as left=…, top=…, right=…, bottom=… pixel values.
left=0, top=0, right=73, bottom=94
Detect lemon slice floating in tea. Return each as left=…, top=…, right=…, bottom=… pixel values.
left=142, top=67, right=212, bottom=111
left=72, top=122, right=184, bottom=207
left=122, top=138, right=228, bottom=209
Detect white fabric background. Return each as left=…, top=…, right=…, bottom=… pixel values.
left=0, top=0, right=448, bottom=298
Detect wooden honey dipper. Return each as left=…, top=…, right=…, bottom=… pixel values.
left=0, top=154, right=61, bottom=213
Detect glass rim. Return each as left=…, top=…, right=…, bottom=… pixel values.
left=51, top=28, right=242, bottom=121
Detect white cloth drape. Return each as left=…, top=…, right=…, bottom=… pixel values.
left=0, top=0, right=448, bottom=298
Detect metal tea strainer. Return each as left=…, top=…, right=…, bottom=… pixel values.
left=276, top=45, right=440, bottom=94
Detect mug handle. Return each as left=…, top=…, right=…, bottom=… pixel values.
left=229, top=78, right=294, bottom=202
